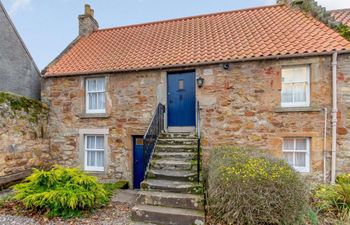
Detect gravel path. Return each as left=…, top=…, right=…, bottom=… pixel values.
left=0, top=215, right=38, bottom=225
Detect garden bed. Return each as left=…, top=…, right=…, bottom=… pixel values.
left=0, top=167, right=131, bottom=224
left=0, top=199, right=130, bottom=225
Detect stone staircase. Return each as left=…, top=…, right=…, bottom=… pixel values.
left=131, top=132, right=205, bottom=225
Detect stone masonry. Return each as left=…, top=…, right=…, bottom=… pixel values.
left=197, top=54, right=350, bottom=179
left=41, top=71, right=162, bottom=184
left=42, top=54, right=350, bottom=184
left=0, top=92, right=50, bottom=186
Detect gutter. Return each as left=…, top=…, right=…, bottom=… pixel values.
left=323, top=107, right=327, bottom=183
left=331, top=52, right=338, bottom=184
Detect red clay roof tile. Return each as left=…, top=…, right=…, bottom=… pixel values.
left=330, top=8, right=350, bottom=27
left=44, top=5, right=350, bottom=76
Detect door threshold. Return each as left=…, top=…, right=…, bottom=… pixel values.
left=167, top=126, right=195, bottom=133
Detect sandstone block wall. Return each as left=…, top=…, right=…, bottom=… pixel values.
left=41, top=71, right=162, bottom=184
left=336, top=54, right=350, bottom=174
left=0, top=92, right=50, bottom=186
left=42, top=54, right=350, bottom=185
left=197, top=55, right=350, bottom=179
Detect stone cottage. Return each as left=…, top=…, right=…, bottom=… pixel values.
left=0, top=1, right=41, bottom=99
left=42, top=1, right=350, bottom=187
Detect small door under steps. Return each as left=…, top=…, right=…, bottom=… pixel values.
left=131, top=132, right=204, bottom=225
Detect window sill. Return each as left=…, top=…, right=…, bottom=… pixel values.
left=274, top=106, right=322, bottom=113
left=79, top=113, right=110, bottom=119
left=84, top=170, right=106, bottom=175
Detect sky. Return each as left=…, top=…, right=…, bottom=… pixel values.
left=1, top=0, right=350, bottom=70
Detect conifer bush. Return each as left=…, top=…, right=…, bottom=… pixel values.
left=13, top=166, right=109, bottom=218
left=207, top=147, right=308, bottom=225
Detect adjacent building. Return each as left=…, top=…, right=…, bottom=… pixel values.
left=0, top=1, right=40, bottom=99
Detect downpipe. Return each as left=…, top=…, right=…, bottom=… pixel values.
left=331, top=52, right=338, bottom=184
left=323, top=108, right=327, bottom=183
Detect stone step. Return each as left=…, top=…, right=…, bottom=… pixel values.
left=157, top=138, right=197, bottom=145
left=156, top=145, right=197, bottom=153
left=153, top=152, right=197, bottom=161
left=147, top=169, right=198, bottom=182
left=141, top=179, right=202, bottom=194
left=151, top=160, right=195, bottom=171
left=159, top=133, right=197, bottom=139
left=129, top=222, right=157, bottom=225
left=137, top=191, right=204, bottom=210
left=131, top=204, right=205, bottom=225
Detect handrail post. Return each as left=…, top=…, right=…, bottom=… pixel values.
left=142, top=103, right=165, bottom=184
left=197, top=101, right=201, bottom=183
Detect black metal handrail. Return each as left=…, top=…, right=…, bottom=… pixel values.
left=143, top=103, right=165, bottom=176
left=196, top=100, right=201, bottom=183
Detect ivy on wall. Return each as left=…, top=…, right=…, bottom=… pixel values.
left=336, top=24, right=350, bottom=41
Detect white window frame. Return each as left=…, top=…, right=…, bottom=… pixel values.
left=86, top=77, right=106, bottom=114
left=281, top=65, right=310, bottom=108
left=282, top=138, right=310, bottom=173
left=84, top=135, right=105, bottom=172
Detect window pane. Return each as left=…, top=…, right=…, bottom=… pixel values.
left=293, top=82, right=307, bottom=102
left=283, top=152, right=294, bottom=165
left=87, top=79, right=96, bottom=91
left=96, top=136, right=104, bottom=149
left=96, top=151, right=104, bottom=167
left=97, top=93, right=105, bottom=109
left=87, top=151, right=95, bottom=166
left=292, top=66, right=308, bottom=82
left=86, top=136, right=95, bottom=149
left=96, top=78, right=105, bottom=91
left=89, top=93, right=97, bottom=110
left=282, top=68, right=294, bottom=83
left=295, top=152, right=306, bottom=167
left=282, top=83, right=293, bottom=103
left=178, top=79, right=184, bottom=90
left=296, top=139, right=307, bottom=150
left=283, top=139, right=294, bottom=150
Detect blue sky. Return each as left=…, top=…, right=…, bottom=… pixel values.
left=2, top=0, right=350, bottom=70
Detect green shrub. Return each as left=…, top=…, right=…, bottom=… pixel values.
left=207, top=147, right=308, bottom=225
left=313, top=173, right=350, bottom=222
left=13, top=166, right=109, bottom=218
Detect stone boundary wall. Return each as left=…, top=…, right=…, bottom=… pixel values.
left=0, top=92, right=50, bottom=187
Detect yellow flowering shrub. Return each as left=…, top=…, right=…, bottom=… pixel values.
left=207, top=147, right=308, bottom=225
left=313, top=173, right=350, bottom=222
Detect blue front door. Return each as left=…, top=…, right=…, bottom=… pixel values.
left=167, top=71, right=196, bottom=127
left=133, top=136, right=144, bottom=189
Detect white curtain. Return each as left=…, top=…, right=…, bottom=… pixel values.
left=281, top=66, right=309, bottom=104
left=87, top=78, right=105, bottom=111
left=283, top=152, right=294, bottom=165
left=283, top=139, right=294, bottom=150
left=86, top=135, right=104, bottom=168
left=295, top=152, right=306, bottom=167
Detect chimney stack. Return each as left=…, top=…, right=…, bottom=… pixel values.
left=78, top=4, right=98, bottom=37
